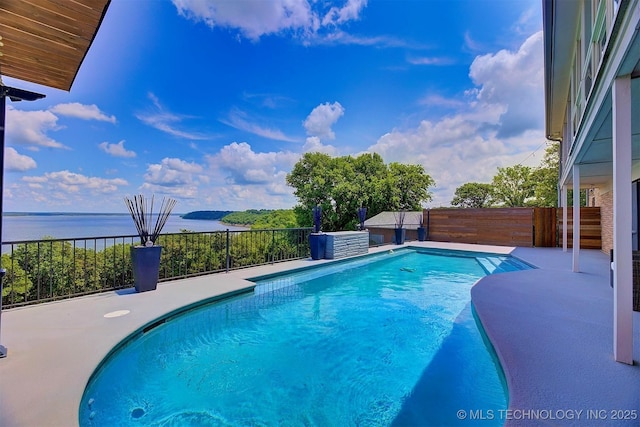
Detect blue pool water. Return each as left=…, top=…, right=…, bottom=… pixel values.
left=80, top=249, right=529, bottom=426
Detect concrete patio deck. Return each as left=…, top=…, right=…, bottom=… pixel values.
left=0, top=242, right=638, bottom=426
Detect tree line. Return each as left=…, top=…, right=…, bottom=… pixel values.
left=286, top=152, right=434, bottom=231
left=451, top=143, right=584, bottom=208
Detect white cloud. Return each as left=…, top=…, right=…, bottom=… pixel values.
left=172, top=0, right=368, bottom=41
left=22, top=171, right=128, bottom=195
left=368, top=31, right=545, bottom=207
left=303, top=102, right=344, bottom=140
left=173, top=142, right=299, bottom=210
left=463, top=31, right=487, bottom=53
left=407, top=56, right=454, bottom=66
left=322, top=0, right=367, bottom=26
left=469, top=31, right=544, bottom=138
left=316, top=30, right=407, bottom=48
left=139, top=157, right=204, bottom=200
left=207, top=142, right=299, bottom=185
left=221, top=109, right=299, bottom=142
left=512, top=7, right=542, bottom=36
left=5, top=147, right=37, bottom=172
left=197, top=182, right=296, bottom=211
left=302, top=136, right=338, bottom=155
left=7, top=170, right=129, bottom=210
left=99, top=140, right=136, bottom=158
left=6, top=103, right=116, bottom=152
left=6, top=106, right=67, bottom=150
left=173, top=0, right=315, bottom=40
left=418, top=94, right=467, bottom=109
left=49, top=103, right=116, bottom=123
left=136, top=93, right=209, bottom=140
left=144, top=157, right=204, bottom=187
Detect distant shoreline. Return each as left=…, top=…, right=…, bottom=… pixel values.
left=4, top=212, right=129, bottom=217
left=3, top=212, right=190, bottom=217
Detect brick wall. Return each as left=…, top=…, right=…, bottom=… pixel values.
left=598, top=190, right=613, bottom=254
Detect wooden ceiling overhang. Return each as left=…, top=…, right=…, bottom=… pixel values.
left=0, top=0, right=111, bottom=91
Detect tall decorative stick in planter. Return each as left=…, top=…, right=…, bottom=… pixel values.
left=125, top=195, right=177, bottom=292
left=417, top=212, right=427, bottom=241
left=312, top=205, right=322, bottom=233
left=393, top=210, right=406, bottom=245
left=309, top=205, right=326, bottom=260
left=357, top=206, right=367, bottom=231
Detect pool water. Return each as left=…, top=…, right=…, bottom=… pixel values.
left=80, top=249, right=521, bottom=426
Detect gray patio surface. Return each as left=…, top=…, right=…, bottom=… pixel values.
left=473, top=247, right=640, bottom=426
left=0, top=242, right=638, bottom=426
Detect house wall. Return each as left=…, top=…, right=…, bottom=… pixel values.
left=563, top=0, right=617, bottom=159
left=597, top=189, right=614, bottom=254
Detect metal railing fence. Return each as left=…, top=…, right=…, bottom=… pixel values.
left=1, top=228, right=312, bottom=309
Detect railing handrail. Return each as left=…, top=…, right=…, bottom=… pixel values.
left=1, top=227, right=314, bottom=309
left=1, top=227, right=314, bottom=246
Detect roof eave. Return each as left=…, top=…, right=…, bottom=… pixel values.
left=543, top=0, right=581, bottom=142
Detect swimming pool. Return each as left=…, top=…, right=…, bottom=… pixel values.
left=79, top=248, right=530, bottom=426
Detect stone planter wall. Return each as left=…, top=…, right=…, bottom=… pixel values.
left=324, top=231, right=369, bottom=259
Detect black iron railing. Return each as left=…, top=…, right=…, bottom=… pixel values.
left=1, top=228, right=312, bottom=309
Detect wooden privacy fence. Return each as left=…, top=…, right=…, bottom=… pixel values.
left=427, top=208, right=534, bottom=247
left=555, top=207, right=602, bottom=249
left=425, top=207, right=601, bottom=248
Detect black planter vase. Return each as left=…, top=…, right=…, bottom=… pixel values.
left=394, top=228, right=406, bottom=245
left=417, top=226, right=426, bottom=241
left=131, top=245, right=162, bottom=292
left=309, top=233, right=326, bottom=260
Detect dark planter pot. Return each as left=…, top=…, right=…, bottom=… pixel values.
left=417, top=226, right=426, bottom=241
left=131, top=245, right=162, bottom=292
left=309, top=233, right=326, bottom=260
left=394, top=228, right=406, bottom=245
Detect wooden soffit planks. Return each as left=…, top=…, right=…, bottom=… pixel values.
left=0, top=0, right=111, bottom=91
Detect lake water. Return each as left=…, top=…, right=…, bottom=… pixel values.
left=2, top=214, right=247, bottom=242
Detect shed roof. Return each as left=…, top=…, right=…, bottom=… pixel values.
left=0, top=0, right=111, bottom=91
left=364, top=211, right=423, bottom=229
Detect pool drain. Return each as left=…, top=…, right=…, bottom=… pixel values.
left=131, top=408, right=145, bottom=419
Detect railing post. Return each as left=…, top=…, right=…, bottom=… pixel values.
left=271, top=230, right=275, bottom=264
left=225, top=229, right=230, bottom=273
left=0, top=268, right=7, bottom=358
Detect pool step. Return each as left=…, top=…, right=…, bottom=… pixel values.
left=477, top=256, right=533, bottom=275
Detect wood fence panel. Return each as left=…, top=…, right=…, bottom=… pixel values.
left=533, top=207, right=557, bottom=247
left=427, top=208, right=534, bottom=247
left=556, top=207, right=601, bottom=249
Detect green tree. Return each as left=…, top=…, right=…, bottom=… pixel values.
left=528, top=142, right=586, bottom=207
left=531, top=143, right=560, bottom=207
left=567, top=189, right=587, bottom=207
left=222, top=210, right=273, bottom=226
left=286, top=152, right=434, bottom=231
left=1, top=253, right=32, bottom=306
left=251, top=210, right=299, bottom=229
left=388, top=163, right=435, bottom=210
left=10, top=237, right=102, bottom=301
left=491, top=165, right=535, bottom=207
left=286, top=152, right=338, bottom=229
left=451, top=182, right=494, bottom=208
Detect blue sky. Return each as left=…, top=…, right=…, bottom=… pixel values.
left=3, top=0, right=544, bottom=213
